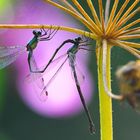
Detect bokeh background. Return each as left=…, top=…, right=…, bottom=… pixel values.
left=0, top=0, right=140, bottom=140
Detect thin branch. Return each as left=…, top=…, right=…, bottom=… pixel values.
left=0, top=24, right=97, bottom=40
left=110, top=40, right=140, bottom=59
left=106, top=0, right=130, bottom=34
left=115, top=27, right=140, bottom=37
left=118, top=34, right=140, bottom=40
left=121, top=47, right=140, bottom=59
left=117, top=7, right=140, bottom=28
left=105, top=0, right=111, bottom=26
left=86, top=0, right=101, bottom=27
left=102, top=39, right=123, bottom=100
left=44, top=0, right=101, bottom=36
left=106, top=0, right=118, bottom=28
left=110, top=0, right=139, bottom=34
left=112, top=7, right=140, bottom=34
left=62, top=0, right=83, bottom=17
left=129, top=47, right=140, bottom=55
left=72, top=0, right=102, bottom=35
left=112, top=19, right=140, bottom=37
left=114, top=40, right=140, bottom=48
left=116, top=0, right=139, bottom=28
left=98, top=0, right=105, bottom=33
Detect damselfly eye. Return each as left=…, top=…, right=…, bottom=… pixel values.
left=75, top=37, right=82, bottom=42
left=37, top=31, right=42, bottom=36
left=32, top=30, right=41, bottom=36
left=32, top=30, right=37, bottom=35
left=77, top=37, right=82, bottom=41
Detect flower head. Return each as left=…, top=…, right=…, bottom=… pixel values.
left=44, top=0, right=140, bottom=100
left=44, top=0, right=140, bottom=139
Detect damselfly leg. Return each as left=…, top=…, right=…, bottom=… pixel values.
left=39, top=26, right=60, bottom=41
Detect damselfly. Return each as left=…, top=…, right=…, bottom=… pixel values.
left=0, top=27, right=58, bottom=101
left=28, top=36, right=95, bottom=134
left=0, top=27, right=58, bottom=70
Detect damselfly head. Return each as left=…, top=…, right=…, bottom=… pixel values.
left=116, top=60, right=140, bottom=112
left=75, top=37, right=82, bottom=42
left=32, top=30, right=42, bottom=37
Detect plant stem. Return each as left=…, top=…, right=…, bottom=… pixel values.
left=0, top=24, right=97, bottom=39
left=96, top=41, right=113, bottom=140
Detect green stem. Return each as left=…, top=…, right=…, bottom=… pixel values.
left=0, top=24, right=97, bottom=40
left=96, top=41, right=113, bottom=140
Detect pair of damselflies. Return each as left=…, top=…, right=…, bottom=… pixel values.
left=0, top=28, right=95, bottom=134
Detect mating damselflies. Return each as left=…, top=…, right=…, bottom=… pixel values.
left=28, top=36, right=95, bottom=134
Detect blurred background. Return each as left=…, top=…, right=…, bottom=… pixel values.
left=0, top=0, right=140, bottom=140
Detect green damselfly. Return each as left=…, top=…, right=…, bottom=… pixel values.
left=0, top=27, right=58, bottom=101
left=28, top=36, right=95, bottom=134
left=0, top=28, right=58, bottom=70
